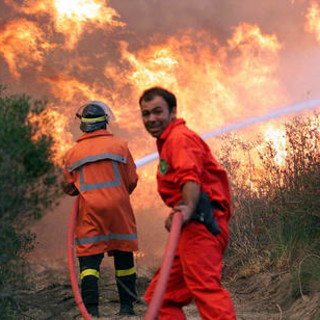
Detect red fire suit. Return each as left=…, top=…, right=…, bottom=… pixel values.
left=63, top=129, right=138, bottom=257
left=144, top=119, right=236, bottom=319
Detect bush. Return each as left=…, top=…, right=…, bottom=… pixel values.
left=220, top=113, right=320, bottom=293
left=0, top=85, right=61, bottom=318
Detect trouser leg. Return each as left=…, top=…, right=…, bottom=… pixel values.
left=144, top=252, right=193, bottom=320
left=78, top=253, right=104, bottom=316
left=113, top=250, right=136, bottom=313
left=181, top=221, right=236, bottom=320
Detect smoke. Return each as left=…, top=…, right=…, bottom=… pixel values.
left=110, top=0, right=319, bottom=99
left=1, top=0, right=319, bottom=267
left=110, top=0, right=299, bottom=40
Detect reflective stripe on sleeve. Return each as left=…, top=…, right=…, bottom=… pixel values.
left=115, top=267, right=136, bottom=277
left=80, top=269, right=100, bottom=280
left=75, top=233, right=138, bottom=246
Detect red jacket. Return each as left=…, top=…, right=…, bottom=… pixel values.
left=63, top=129, right=138, bottom=256
left=156, top=119, right=232, bottom=219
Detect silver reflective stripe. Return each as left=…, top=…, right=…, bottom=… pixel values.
left=67, top=153, right=126, bottom=172
left=79, top=160, right=120, bottom=191
left=75, top=233, right=138, bottom=245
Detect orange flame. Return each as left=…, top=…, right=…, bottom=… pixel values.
left=31, top=23, right=287, bottom=169
left=305, top=1, right=320, bottom=43
left=0, top=18, right=51, bottom=78
left=263, top=125, right=287, bottom=166
left=42, top=75, right=140, bottom=127
left=28, top=108, right=74, bottom=166
left=4, top=0, right=124, bottom=49
left=106, top=25, right=285, bottom=134
left=44, top=75, right=105, bottom=103
left=52, top=0, right=125, bottom=49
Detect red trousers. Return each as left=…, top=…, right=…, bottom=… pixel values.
left=145, top=215, right=236, bottom=320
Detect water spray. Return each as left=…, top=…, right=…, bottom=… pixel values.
left=136, top=98, right=320, bottom=168
left=68, top=97, right=320, bottom=319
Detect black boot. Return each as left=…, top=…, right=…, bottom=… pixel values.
left=114, top=251, right=137, bottom=316
left=87, top=304, right=99, bottom=317
left=115, top=273, right=137, bottom=314
left=79, top=254, right=104, bottom=318
left=118, top=304, right=135, bottom=315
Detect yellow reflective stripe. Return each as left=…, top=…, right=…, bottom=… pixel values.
left=81, top=116, right=105, bottom=123
left=80, top=269, right=100, bottom=280
left=115, top=267, right=136, bottom=277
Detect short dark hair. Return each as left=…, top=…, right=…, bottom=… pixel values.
left=139, top=87, right=177, bottom=112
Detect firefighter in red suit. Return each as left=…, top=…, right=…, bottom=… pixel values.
left=139, top=87, right=237, bottom=319
left=62, top=101, right=138, bottom=317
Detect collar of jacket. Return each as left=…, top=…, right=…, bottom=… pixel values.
left=77, top=129, right=113, bottom=142
left=156, top=118, right=185, bottom=151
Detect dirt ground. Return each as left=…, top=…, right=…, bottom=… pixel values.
left=14, top=262, right=320, bottom=320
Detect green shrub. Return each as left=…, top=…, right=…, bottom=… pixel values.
left=0, top=85, right=61, bottom=318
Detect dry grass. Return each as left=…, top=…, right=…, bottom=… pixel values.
left=219, top=114, right=320, bottom=292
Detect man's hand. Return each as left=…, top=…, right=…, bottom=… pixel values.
left=164, top=212, right=175, bottom=231
left=165, top=204, right=193, bottom=231
left=61, top=180, right=79, bottom=196
left=164, top=181, right=200, bottom=231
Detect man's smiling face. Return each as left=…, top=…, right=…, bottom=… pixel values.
left=140, top=95, right=177, bottom=138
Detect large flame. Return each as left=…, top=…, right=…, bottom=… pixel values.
left=4, top=0, right=124, bottom=49
left=105, top=24, right=285, bottom=135
left=0, top=0, right=319, bottom=209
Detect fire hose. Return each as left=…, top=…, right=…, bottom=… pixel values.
left=67, top=196, right=92, bottom=320
left=67, top=196, right=183, bottom=320
left=143, top=211, right=182, bottom=320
